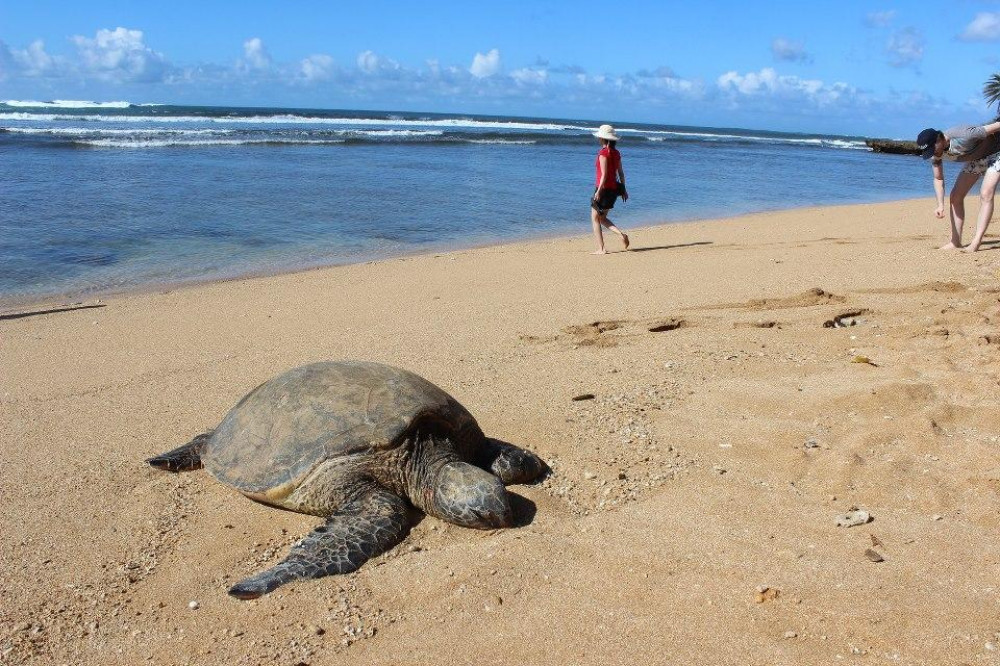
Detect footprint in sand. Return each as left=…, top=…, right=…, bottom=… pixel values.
left=863, top=281, right=968, bottom=295
left=703, top=287, right=846, bottom=312
left=647, top=318, right=685, bottom=333
left=823, top=309, right=869, bottom=329
left=733, top=319, right=780, bottom=329
left=562, top=320, right=625, bottom=347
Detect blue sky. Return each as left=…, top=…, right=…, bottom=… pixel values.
left=2, top=1, right=999, bottom=137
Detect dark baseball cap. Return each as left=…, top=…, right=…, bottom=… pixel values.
left=916, top=128, right=941, bottom=159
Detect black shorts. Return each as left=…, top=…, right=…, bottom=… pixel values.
left=591, top=186, right=619, bottom=212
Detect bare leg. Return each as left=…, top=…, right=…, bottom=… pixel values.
left=591, top=207, right=607, bottom=254
left=943, top=171, right=980, bottom=249
left=601, top=216, right=630, bottom=250
left=964, top=168, right=1000, bottom=253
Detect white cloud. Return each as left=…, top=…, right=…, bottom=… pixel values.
left=240, top=37, right=271, bottom=71
left=300, top=54, right=334, bottom=81
left=0, top=41, right=13, bottom=81
left=357, top=50, right=378, bottom=73
left=470, top=49, right=501, bottom=78
left=771, top=38, right=811, bottom=63
left=0, top=32, right=923, bottom=130
left=637, top=66, right=677, bottom=79
left=510, top=67, right=547, bottom=86
left=886, top=27, right=924, bottom=67
left=70, top=27, right=168, bottom=83
left=959, top=12, right=1000, bottom=42
left=651, top=77, right=698, bottom=94
left=717, top=68, right=796, bottom=95
left=716, top=67, right=854, bottom=107
left=865, top=11, right=896, bottom=28
left=13, top=40, right=56, bottom=76
left=357, top=50, right=399, bottom=74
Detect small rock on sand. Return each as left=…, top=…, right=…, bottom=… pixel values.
left=835, top=509, right=871, bottom=527
left=864, top=548, right=884, bottom=563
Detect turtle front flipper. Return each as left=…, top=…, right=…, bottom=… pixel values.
left=228, top=487, right=410, bottom=600
left=146, top=431, right=213, bottom=472
left=472, top=439, right=547, bottom=486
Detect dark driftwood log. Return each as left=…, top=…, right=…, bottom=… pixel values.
left=865, top=139, right=921, bottom=156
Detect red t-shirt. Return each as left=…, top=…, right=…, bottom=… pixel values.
left=595, top=146, right=621, bottom=188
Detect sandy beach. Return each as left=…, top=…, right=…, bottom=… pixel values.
left=4, top=197, right=1000, bottom=665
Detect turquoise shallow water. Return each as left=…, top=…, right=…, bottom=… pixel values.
left=0, top=102, right=928, bottom=305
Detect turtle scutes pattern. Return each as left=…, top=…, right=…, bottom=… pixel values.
left=147, top=360, right=546, bottom=599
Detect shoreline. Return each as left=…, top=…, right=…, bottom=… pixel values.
left=6, top=196, right=1000, bottom=665
left=0, top=194, right=930, bottom=314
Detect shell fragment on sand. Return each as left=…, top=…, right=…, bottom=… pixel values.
left=864, top=548, right=885, bottom=563
left=835, top=509, right=871, bottom=528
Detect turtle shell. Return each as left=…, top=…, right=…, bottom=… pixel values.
left=202, top=361, right=478, bottom=500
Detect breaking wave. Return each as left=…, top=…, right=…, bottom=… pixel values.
left=0, top=104, right=868, bottom=152
left=1, top=100, right=151, bottom=109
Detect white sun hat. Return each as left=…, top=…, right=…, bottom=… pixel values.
left=593, top=124, right=621, bottom=141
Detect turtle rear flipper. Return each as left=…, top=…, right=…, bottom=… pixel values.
left=228, top=487, right=410, bottom=600
left=147, top=431, right=212, bottom=472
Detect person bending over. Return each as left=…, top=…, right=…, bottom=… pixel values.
left=916, top=121, right=1000, bottom=252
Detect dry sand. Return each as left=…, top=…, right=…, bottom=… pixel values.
left=3, top=198, right=1000, bottom=665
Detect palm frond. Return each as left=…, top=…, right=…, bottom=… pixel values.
left=984, top=73, right=1000, bottom=109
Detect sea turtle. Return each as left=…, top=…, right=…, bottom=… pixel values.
left=147, top=360, right=545, bottom=600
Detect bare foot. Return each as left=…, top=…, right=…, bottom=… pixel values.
left=590, top=249, right=608, bottom=255
left=621, top=233, right=630, bottom=250
left=938, top=242, right=961, bottom=250
left=962, top=245, right=980, bottom=253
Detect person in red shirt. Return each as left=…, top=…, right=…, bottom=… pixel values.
left=590, top=124, right=630, bottom=254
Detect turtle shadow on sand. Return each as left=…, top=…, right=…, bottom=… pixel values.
left=147, top=361, right=547, bottom=600
left=505, top=492, right=538, bottom=527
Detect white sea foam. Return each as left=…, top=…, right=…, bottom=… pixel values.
left=348, top=129, right=445, bottom=137
left=0, top=107, right=865, bottom=151
left=4, top=126, right=233, bottom=136
left=75, top=138, right=347, bottom=148
left=639, top=129, right=865, bottom=149
left=0, top=110, right=584, bottom=132
left=466, top=139, right=536, bottom=145
left=2, top=100, right=135, bottom=109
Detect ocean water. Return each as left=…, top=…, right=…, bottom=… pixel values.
left=0, top=101, right=929, bottom=306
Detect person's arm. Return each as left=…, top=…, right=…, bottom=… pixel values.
left=932, top=158, right=945, bottom=218
left=983, top=121, right=1000, bottom=135
left=594, top=154, right=608, bottom=200
left=617, top=162, right=628, bottom=201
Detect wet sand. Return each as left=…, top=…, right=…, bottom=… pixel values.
left=3, top=198, right=1000, bottom=665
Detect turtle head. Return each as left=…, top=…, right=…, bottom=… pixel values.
left=426, top=461, right=512, bottom=529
